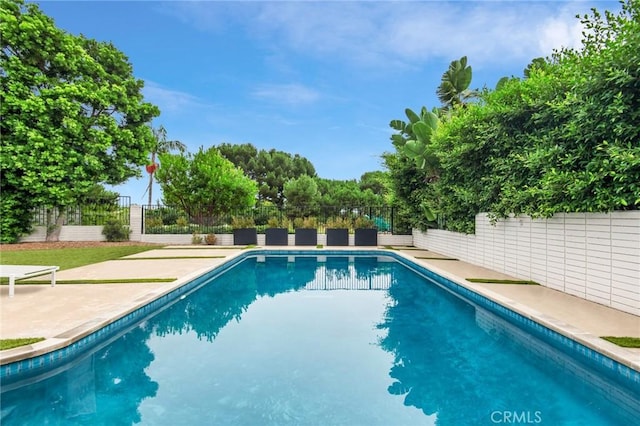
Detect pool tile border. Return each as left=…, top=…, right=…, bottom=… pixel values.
left=1, top=248, right=638, bottom=395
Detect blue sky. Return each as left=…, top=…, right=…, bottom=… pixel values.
left=36, top=0, right=620, bottom=203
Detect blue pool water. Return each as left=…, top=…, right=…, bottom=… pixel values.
left=1, top=254, right=638, bottom=425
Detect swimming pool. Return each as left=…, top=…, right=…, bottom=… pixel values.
left=1, top=252, right=639, bottom=425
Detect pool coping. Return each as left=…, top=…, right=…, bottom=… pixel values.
left=1, top=247, right=638, bottom=379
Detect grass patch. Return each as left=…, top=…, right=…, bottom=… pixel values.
left=601, top=336, right=640, bottom=348
left=120, top=256, right=226, bottom=260
left=466, top=278, right=539, bottom=285
left=7, top=278, right=176, bottom=285
left=415, top=256, right=458, bottom=260
left=160, top=246, right=242, bottom=250
left=1, top=337, right=45, bottom=351
left=316, top=244, right=324, bottom=248
left=467, top=278, right=540, bottom=285
left=0, top=245, right=160, bottom=270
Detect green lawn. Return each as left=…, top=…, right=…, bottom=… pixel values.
left=0, top=245, right=161, bottom=271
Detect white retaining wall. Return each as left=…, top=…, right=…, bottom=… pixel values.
left=20, top=226, right=106, bottom=242
left=413, top=212, right=640, bottom=316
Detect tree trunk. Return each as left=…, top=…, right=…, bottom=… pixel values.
left=147, top=172, right=153, bottom=206
left=46, top=211, right=66, bottom=242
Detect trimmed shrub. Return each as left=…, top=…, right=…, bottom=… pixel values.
left=102, top=218, right=131, bottom=242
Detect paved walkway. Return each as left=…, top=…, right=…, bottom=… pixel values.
left=1, top=246, right=638, bottom=370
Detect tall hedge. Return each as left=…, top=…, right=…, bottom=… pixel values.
left=424, top=0, right=639, bottom=232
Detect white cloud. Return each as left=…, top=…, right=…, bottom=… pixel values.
left=252, top=83, right=321, bottom=106
left=246, top=1, right=594, bottom=67
left=142, top=81, right=215, bottom=113
left=162, top=1, right=602, bottom=68
left=154, top=1, right=236, bottom=33
left=537, top=13, right=586, bottom=54
left=253, top=2, right=386, bottom=58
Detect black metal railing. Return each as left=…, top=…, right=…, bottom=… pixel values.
left=32, top=196, right=131, bottom=226
left=142, top=204, right=411, bottom=235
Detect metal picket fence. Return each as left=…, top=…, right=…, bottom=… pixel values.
left=32, top=196, right=131, bottom=226
left=142, top=204, right=410, bottom=235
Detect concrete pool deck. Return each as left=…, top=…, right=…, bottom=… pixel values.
left=1, top=245, right=638, bottom=370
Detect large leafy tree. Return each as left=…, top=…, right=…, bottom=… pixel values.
left=0, top=0, right=159, bottom=242
left=283, top=175, right=318, bottom=206
left=315, top=177, right=385, bottom=207
left=155, top=146, right=258, bottom=219
left=359, top=171, right=390, bottom=199
left=282, top=174, right=319, bottom=217
left=215, top=143, right=259, bottom=175
left=217, top=143, right=316, bottom=207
